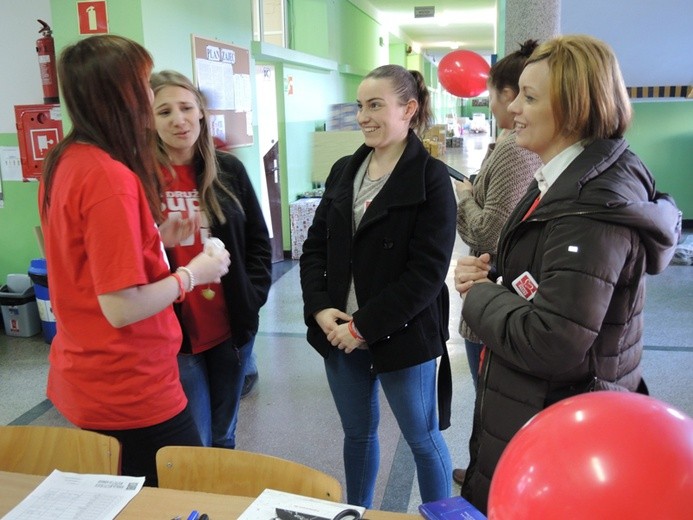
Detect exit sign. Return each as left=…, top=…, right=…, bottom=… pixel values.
left=415, top=6, right=435, bottom=18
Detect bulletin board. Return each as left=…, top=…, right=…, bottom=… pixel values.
left=192, top=35, right=253, bottom=148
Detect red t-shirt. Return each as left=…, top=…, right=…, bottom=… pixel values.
left=162, top=164, right=231, bottom=353
left=39, top=143, right=186, bottom=430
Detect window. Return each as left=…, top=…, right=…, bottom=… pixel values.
left=252, top=0, right=286, bottom=47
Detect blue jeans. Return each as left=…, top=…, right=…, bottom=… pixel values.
left=177, top=336, right=254, bottom=448
left=464, top=339, right=484, bottom=391
left=324, top=349, right=452, bottom=507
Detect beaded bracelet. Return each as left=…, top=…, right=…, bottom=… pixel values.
left=348, top=320, right=365, bottom=342
left=171, top=272, right=186, bottom=303
left=177, top=266, right=195, bottom=292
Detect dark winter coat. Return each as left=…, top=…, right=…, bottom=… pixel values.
left=300, top=131, right=457, bottom=427
left=460, top=138, right=681, bottom=513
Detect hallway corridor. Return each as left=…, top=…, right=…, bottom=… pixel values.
left=1, top=135, right=691, bottom=514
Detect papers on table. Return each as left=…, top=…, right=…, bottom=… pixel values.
left=237, top=488, right=366, bottom=520
left=2, top=469, right=144, bottom=520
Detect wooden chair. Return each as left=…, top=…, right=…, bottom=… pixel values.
left=0, top=425, right=121, bottom=476
left=156, top=446, right=342, bottom=502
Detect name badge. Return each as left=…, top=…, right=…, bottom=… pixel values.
left=512, top=271, right=539, bottom=300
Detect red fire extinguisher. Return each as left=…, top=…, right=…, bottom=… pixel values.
left=36, top=19, right=59, bottom=104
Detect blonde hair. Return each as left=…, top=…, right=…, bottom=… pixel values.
left=526, top=34, right=632, bottom=140
left=150, top=70, right=241, bottom=224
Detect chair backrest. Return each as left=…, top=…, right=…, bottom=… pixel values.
left=0, top=425, right=121, bottom=476
left=156, top=446, right=342, bottom=502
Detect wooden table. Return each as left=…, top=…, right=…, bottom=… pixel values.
left=0, top=471, right=418, bottom=519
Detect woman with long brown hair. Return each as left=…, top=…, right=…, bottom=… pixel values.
left=39, top=35, right=230, bottom=485
left=300, top=65, right=456, bottom=507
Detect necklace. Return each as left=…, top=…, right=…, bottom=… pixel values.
left=365, top=168, right=390, bottom=183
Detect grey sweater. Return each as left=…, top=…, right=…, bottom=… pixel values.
left=456, top=130, right=541, bottom=342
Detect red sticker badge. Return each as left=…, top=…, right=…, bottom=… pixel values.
left=512, top=271, right=539, bottom=300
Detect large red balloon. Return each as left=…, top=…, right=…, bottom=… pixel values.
left=488, top=392, right=693, bottom=519
left=437, top=50, right=490, bottom=98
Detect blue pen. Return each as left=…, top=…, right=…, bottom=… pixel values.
left=186, top=511, right=200, bottom=520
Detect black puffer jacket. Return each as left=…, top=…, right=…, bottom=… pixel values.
left=460, top=138, right=680, bottom=513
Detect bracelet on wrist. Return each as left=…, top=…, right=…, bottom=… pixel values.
left=176, top=266, right=195, bottom=292
left=348, top=320, right=365, bottom=342
left=171, top=272, right=186, bottom=303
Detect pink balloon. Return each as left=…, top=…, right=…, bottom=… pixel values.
left=437, top=50, right=490, bottom=98
left=488, top=392, right=693, bottom=519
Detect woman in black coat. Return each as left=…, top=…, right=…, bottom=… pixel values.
left=454, top=35, right=680, bottom=513
left=300, top=65, right=457, bottom=507
left=152, top=70, right=272, bottom=450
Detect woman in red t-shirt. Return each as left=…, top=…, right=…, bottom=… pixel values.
left=39, top=35, right=230, bottom=485
left=151, top=70, right=272, bottom=449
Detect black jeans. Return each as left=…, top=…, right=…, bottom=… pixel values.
left=91, top=404, right=201, bottom=486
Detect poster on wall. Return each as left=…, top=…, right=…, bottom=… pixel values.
left=192, top=35, right=253, bottom=148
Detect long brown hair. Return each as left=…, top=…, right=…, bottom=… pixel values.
left=41, top=35, right=163, bottom=221
left=150, top=70, right=241, bottom=224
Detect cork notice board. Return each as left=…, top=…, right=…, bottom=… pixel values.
left=192, top=35, right=253, bottom=148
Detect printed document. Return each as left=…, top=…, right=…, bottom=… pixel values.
left=3, top=469, right=144, bottom=520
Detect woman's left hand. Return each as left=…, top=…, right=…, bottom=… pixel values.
left=455, top=253, right=492, bottom=298
left=327, top=322, right=366, bottom=354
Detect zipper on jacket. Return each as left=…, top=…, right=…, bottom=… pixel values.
left=478, top=350, right=492, bottom=421
left=525, top=208, right=594, bottom=223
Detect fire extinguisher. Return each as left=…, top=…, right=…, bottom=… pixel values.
left=36, top=19, right=59, bottom=104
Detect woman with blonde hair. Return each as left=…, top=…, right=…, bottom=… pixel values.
left=151, top=70, right=272, bottom=449
left=455, top=34, right=680, bottom=512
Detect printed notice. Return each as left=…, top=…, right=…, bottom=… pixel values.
left=238, top=488, right=366, bottom=520
left=3, top=470, right=144, bottom=520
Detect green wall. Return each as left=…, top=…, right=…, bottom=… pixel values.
left=626, top=101, right=693, bottom=218
left=281, top=0, right=381, bottom=201
left=282, top=65, right=345, bottom=200
left=0, top=129, right=42, bottom=282
left=290, top=0, right=330, bottom=59
left=332, top=0, right=381, bottom=74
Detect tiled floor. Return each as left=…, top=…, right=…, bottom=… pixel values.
left=1, top=135, right=691, bottom=514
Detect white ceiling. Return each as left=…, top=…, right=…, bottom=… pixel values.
left=349, top=0, right=498, bottom=63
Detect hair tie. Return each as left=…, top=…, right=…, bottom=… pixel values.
left=519, top=39, right=539, bottom=58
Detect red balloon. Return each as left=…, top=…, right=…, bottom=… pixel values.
left=437, top=50, right=490, bottom=98
left=488, top=392, right=693, bottom=519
